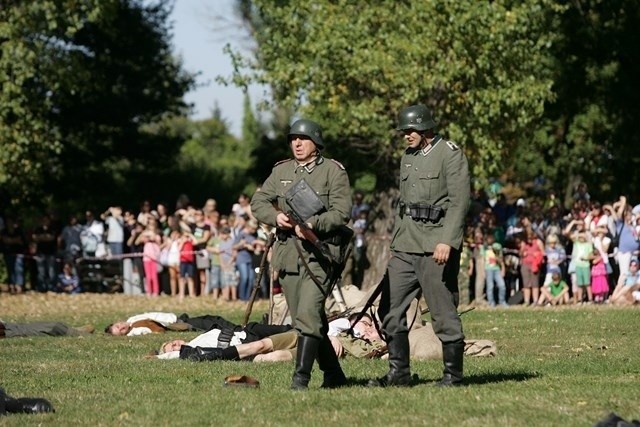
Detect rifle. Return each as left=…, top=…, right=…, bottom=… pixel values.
left=348, top=274, right=388, bottom=330
left=421, top=306, right=476, bottom=317
left=326, top=307, right=355, bottom=323
left=242, top=232, right=276, bottom=326
left=348, top=278, right=474, bottom=333
left=283, top=210, right=336, bottom=264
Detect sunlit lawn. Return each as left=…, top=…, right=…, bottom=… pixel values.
left=1, top=293, right=639, bottom=426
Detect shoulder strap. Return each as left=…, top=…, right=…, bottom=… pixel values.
left=274, top=158, right=293, bottom=167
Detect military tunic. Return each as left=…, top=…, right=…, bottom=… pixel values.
left=380, top=135, right=471, bottom=343
left=251, top=156, right=352, bottom=339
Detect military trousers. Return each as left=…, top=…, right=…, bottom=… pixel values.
left=279, top=257, right=332, bottom=340
left=1, top=322, right=87, bottom=338
left=380, top=250, right=464, bottom=344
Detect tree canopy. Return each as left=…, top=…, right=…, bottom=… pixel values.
left=227, top=0, right=563, bottom=189
left=227, top=0, right=639, bottom=203
left=0, top=0, right=195, bottom=211
left=519, top=0, right=640, bottom=204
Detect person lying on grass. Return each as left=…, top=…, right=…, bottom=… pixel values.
left=0, top=320, right=94, bottom=339
left=154, top=314, right=384, bottom=362
left=152, top=313, right=496, bottom=362
left=105, top=312, right=290, bottom=339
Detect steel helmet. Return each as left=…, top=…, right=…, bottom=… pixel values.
left=396, top=104, right=436, bottom=132
left=288, top=119, right=324, bottom=150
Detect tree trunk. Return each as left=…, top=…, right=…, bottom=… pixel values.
left=563, top=173, right=582, bottom=210
left=360, top=187, right=399, bottom=291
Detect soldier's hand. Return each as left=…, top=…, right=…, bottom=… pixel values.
left=294, top=223, right=313, bottom=240
left=276, top=212, right=293, bottom=229
left=433, top=243, right=451, bottom=265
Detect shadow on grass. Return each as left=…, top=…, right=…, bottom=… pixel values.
left=458, top=371, right=539, bottom=385
left=347, top=371, right=538, bottom=387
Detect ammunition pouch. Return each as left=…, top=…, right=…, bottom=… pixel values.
left=285, top=178, right=326, bottom=221
left=320, top=226, right=353, bottom=247
left=399, top=202, right=445, bottom=223
left=276, top=229, right=293, bottom=242
left=325, top=226, right=354, bottom=269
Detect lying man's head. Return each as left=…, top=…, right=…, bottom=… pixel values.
left=159, top=339, right=187, bottom=355
left=105, top=321, right=132, bottom=336
left=349, top=313, right=381, bottom=342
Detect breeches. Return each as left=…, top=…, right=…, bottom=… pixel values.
left=279, top=259, right=331, bottom=339
left=380, top=250, right=464, bottom=344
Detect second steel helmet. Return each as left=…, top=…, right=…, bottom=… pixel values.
left=288, top=119, right=324, bottom=150
left=396, top=104, right=436, bottom=132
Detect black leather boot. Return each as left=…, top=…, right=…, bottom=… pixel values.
left=1, top=388, right=54, bottom=415
left=368, top=334, right=412, bottom=387
left=317, top=336, right=347, bottom=389
left=291, top=335, right=320, bottom=390
left=179, top=345, right=225, bottom=361
left=437, top=340, right=464, bottom=387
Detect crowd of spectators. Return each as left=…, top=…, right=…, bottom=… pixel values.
left=1, top=183, right=639, bottom=307
left=0, top=194, right=272, bottom=301
left=464, top=184, right=640, bottom=307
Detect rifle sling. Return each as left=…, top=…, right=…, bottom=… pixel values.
left=293, top=237, right=331, bottom=299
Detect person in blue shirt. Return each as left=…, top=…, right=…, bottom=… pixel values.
left=56, top=261, right=81, bottom=294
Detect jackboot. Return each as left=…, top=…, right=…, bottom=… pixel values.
left=437, top=340, right=464, bottom=387
left=367, top=334, right=412, bottom=387
left=291, top=335, right=320, bottom=390
left=1, top=388, right=54, bottom=415
left=317, top=336, right=347, bottom=389
left=179, top=345, right=225, bottom=361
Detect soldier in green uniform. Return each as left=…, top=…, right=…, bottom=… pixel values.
left=369, top=104, right=471, bottom=387
left=251, top=119, right=352, bottom=390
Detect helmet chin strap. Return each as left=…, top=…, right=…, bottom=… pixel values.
left=420, top=129, right=435, bottom=148
left=419, top=133, right=429, bottom=149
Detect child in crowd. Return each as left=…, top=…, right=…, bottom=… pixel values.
left=537, top=272, right=569, bottom=305
left=483, top=234, right=508, bottom=307
left=571, top=230, right=593, bottom=304
left=218, top=227, right=237, bottom=302
left=56, top=261, right=81, bottom=294
left=165, top=229, right=182, bottom=297
left=206, top=229, right=224, bottom=300
left=543, top=234, right=566, bottom=285
left=178, top=231, right=196, bottom=300
left=139, top=225, right=161, bottom=296
left=590, top=248, right=609, bottom=303
left=610, top=258, right=640, bottom=304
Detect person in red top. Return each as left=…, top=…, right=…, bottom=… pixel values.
left=178, top=231, right=196, bottom=300
left=519, top=229, right=544, bottom=305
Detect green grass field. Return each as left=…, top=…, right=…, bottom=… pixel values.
left=1, top=293, right=639, bottom=426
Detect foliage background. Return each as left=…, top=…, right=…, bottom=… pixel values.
left=3, top=0, right=640, bottom=220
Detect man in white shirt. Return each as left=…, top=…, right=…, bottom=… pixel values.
left=159, top=315, right=381, bottom=363
left=104, top=312, right=186, bottom=336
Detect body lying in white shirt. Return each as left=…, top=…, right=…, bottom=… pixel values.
left=157, top=329, right=247, bottom=360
